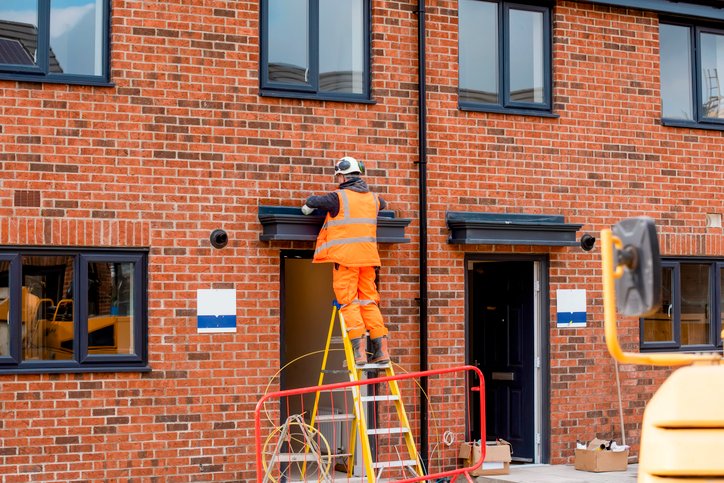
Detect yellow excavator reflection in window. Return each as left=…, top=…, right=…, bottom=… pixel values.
left=0, top=287, right=131, bottom=360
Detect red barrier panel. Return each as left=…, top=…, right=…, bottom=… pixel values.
left=254, top=364, right=485, bottom=482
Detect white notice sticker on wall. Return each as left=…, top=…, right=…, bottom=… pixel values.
left=556, top=289, right=586, bottom=328
left=197, top=289, right=237, bottom=333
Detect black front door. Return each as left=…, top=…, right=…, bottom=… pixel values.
left=469, top=261, right=535, bottom=462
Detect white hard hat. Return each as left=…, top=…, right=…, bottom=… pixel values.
left=334, top=156, right=365, bottom=176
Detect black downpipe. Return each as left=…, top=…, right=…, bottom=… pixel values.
left=416, top=0, right=429, bottom=470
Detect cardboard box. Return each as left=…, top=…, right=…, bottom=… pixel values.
left=459, top=440, right=512, bottom=476
left=574, top=438, right=629, bottom=473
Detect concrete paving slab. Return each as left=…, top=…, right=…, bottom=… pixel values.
left=475, top=464, right=638, bottom=483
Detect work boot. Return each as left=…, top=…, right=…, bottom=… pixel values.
left=369, top=336, right=390, bottom=364
left=350, top=337, right=367, bottom=366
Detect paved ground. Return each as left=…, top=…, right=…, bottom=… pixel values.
left=476, top=464, right=638, bottom=482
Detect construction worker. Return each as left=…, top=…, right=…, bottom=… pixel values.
left=301, top=156, right=389, bottom=366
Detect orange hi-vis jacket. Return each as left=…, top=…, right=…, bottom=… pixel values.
left=313, top=189, right=381, bottom=267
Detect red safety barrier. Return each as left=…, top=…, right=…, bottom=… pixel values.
left=254, top=364, right=485, bottom=482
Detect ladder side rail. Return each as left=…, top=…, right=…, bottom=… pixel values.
left=310, top=305, right=339, bottom=428
left=339, top=309, right=377, bottom=480
left=302, top=304, right=341, bottom=479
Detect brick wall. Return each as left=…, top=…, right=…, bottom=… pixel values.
left=1, top=0, right=723, bottom=480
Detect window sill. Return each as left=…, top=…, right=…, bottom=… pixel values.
left=640, top=345, right=719, bottom=353
left=459, top=103, right=559, bottom=118
left=661, top=118, right=724, bottom=132
left=0, top=73, right=114, bottom=87
left=0, top=364, right=151, bottom=375
left=259, top=89, right=376, bottom=104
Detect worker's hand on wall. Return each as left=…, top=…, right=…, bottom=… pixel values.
left=301, top=204, right=315, bottom=215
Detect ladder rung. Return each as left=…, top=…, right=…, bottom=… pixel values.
left=314, top=413, right=355, bottom=423
left=361, top=394, right=400, bottom=402
left=321, top=369, right=348, bottom=374
left=371, top=459, right=418, bottom=469
left=343, top=361, right=390, bottom=370
left=270, top=452, right=325, bottom=463
left=367, top=427, right=409, bottom=435
left=325, top=387, right=353, bottom=393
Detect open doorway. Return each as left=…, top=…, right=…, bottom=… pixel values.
left=466, top=256, right=549, bottom=464
left=280, top=251, right=356, bottom=467
left=280, top=250, right=345, bottom=401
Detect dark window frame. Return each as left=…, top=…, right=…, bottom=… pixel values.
left=0, top=248, right=148, bottom=374
left=458, top=0, right=553, bottom=114
left=0, top=0, right=112, bottom=86
left=259, top=0, right=372, bottom=102
left=640, top=259, right=723, bottom=352
left=660, top=18, right=724, bottom=129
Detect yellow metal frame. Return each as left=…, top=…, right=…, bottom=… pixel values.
left=309, top=304, right=424, bottom=481
left=601, top=228, right=721, bottom=366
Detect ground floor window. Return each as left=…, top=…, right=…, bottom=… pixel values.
left=0, top=249, right=148, bottom=373
left=641, top=259, right=724, bottom=351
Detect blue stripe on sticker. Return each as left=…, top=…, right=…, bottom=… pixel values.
left=556, top=311, right=586, bottom=325
left=197, top=314, right=236, bottom=329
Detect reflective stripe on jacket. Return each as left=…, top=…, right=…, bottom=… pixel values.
left=313, top=190, right=381, bottom=267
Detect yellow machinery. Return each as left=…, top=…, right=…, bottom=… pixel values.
left=601, top=217, right=724, bottom=482
left=0, top=290, right=131, bottom=359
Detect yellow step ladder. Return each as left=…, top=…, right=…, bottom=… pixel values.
left=309, top=302, right=424, bottom=481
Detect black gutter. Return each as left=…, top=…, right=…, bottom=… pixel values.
left=415, top=0, right=429, bottom=470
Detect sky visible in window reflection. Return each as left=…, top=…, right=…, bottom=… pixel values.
left=268, top=0, right=308, bottom=79
left=660, top=24, right=693, bottom=120
left=700, top=32, right=724, bottom=119
left=0, top=0, right=101, bottom=75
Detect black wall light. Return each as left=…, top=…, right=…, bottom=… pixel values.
left=580, top=233, right=596, bottom=251
left=210, top=229, right=228, bottom=249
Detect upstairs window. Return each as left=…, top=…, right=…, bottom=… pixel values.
left=0, top=249, right=148, bottom=373
left=260, top=0, right=371, bottom=101
left=459, top=0, right=551, bottom=114
left=660, top=20, right=724, bottom=128
left=0, top=0, right=110, bottom=85
left=641, top=260, right=724, bottom=352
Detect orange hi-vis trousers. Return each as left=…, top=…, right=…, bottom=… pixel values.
left=333, top=265, right=387, bottom=340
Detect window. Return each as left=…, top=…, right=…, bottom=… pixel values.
left=260, top=0, right=371, bottom=101
left=641, top=260, right=724, bottom=351
left=0, top=0, right=110, bottom=85
left=0, top=249, right=148, bottom=373
left=458, top=0, right=551, bottom=113
left=660, top=20, right=724, bottom=128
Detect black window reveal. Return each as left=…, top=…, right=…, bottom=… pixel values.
left=260, top=0, right=371, bottom=101
left=459, top=0, right=552, bottom=114
left=0, top=0, right=110, bottom=85
left=641, top=260, right=724, bottom=352
left=660, top=19, right=724, bottom=129
left=0, top=249, right=148, bottom=373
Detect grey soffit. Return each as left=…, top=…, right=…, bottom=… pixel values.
left=446, top=211, right=583, bottom=246
left=258, top=205, right=411, bottom=243
left=576, top=0, right=724, bottom=20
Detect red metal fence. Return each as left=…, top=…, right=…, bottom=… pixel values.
left=254, top=365, right=485, bottom=482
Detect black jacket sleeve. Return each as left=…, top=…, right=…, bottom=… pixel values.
left=305, top=192, right=340, bottom=218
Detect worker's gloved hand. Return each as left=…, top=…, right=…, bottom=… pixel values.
left=301, top=204, right=315, bottom=215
